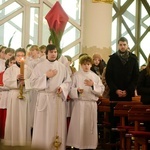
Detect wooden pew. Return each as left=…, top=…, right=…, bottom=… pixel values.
left=98, top=99, right=142, bottom=149
left=113, top=101, right=142, bottom=150
left=98, top=98, right=111, bottom=146
left=128, top=105, right=150, bottom=150
left=114, top=101, right=142, bottom=126
left=98, top=99, right=121, bottom=149
left=98, top=98, right=110, bottom=124
left=98, top=99, right=130, bottom=149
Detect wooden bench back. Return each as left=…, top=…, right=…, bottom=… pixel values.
left=128, top=105, right=150, bottom=122
left=113, top=101, right=142, bottom=126
left=128, top=105, right=150, bottom=131
left=98, top=98, right=110, bottom=112
left=114, top=101, right=142, bottom=117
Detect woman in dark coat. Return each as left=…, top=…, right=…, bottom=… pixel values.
left=137, top=55, right=150, bottom=105
left=137, top=54, right=150, bottom=149
left=91, top=53, right=106, bottom=78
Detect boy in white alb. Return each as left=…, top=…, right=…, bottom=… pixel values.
left=30, top=44, right=71, bottom=150
left=25, top=45, right=42, bottom=130
left=3, top=48, right=32, bottom=146
left=67, top=55, right=104, bottom=150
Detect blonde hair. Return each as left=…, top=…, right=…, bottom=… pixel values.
left=29, top=45, right=39, bottom=51
left=39, top=45, right=46, bottom=52
left=79, top=55, right=93, bottom=65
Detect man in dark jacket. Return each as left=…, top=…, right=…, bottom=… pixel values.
left=106, top=37, right=139, bottom=101
left=105, top=37, right=139, bottom=148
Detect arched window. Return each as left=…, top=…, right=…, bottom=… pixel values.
left=0, top=0, right=82, bottom=68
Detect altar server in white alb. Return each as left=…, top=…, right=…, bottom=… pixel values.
left=30, top=44, right=71, bottom=150
left=3, top=48, right=32, bottom=146
left=67, top=55, right=104, bottom=150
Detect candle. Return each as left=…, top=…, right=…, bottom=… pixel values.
left=18, top=57, right=25, bottom=99
left=20, top=57, right=24, bottom=76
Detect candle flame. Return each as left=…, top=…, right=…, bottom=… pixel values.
left=21, top=57, right=24, bottom=61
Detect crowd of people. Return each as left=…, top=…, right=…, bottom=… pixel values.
left=0, top=36, right=150, bottom=150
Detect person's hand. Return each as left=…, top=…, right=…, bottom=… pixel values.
left=56, top=87, right=62, bottom=94
left=19, top=79, right=25, bottom=85
left=77, top=88, right=84, bottom=94
left=84, top=79, right=93, bottom=87
left=17, top=74, right=24, bottom=85
left=46, top=69, right=57, bottom=78
left=17, top=74, right=24, bottom=80
left=116, top=89, right=127, bottom=97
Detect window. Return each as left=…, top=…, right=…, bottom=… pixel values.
left=0, top=0, right=82, bottom=69
left=112, top=0, right=150, bottom=67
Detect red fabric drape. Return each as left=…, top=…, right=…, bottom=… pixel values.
left=0, top=71, right=4, bottom=86
left=0, top=109, right=7, bottom=139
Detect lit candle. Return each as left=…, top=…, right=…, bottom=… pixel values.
left=20, top=58, right=24, bottom=76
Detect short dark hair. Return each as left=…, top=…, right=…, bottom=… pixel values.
left=15, top=48, right=26, bottom=56
left=5, top=48, right=15, bottom=54
left=118, top=37, right=128, bottom=44
left=46, top=44, right=57, bottom=55
left=5, top=56, right=15, bottom=69
left=79, top=53, right=88, bottom=59
left=26, top=44, right=32, bottom=49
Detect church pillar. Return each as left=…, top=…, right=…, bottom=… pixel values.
left=82, top=0, right=113, bottom=62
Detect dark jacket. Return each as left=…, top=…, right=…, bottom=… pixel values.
left=137, top=69, right=150, bottom=104
left=105, top=52, right=139, bottom=101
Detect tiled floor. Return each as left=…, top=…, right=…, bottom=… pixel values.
left=0, top=145, right=106, bottom=150
left=0, top=141, right=136, bottom=150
